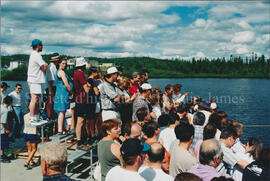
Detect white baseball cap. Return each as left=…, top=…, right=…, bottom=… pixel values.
left=107, top=67, right=118, bottom=74
left=210, top=102, right=217, bottom=110
left=141, top=83, right=152, bottom=90
left=75, top=57, right=87, bottom=67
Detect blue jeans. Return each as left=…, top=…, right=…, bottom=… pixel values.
left=10, top=106, right=24, bottom=138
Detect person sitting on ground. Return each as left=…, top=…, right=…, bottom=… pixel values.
left=139, top=143, right=174, bottom=181
left=242, top=147, right=270, bottom=181
left=158, top=114, right=176, bottom=152
left=194, top=123, right=217, bottom=160
left=0, top=96, right=12, bottom=163
left=142, top=121, right=170, bottom=174
left=174, top=172, right=202, bottom=181
left=40, top=142, right=78, bottom=181
left=105, top=138, right=150, bottom=181
left=189, top=139, right=232, bottom=181
left=23, top=105, right=40, bottom=169
left=170, top=123, right=197, bottom=177
left=232, top=137, right=263, bottom=181
left=136, top=107, right=151, bottom=126
left=133, top=83, right=152, bottom=121
left=190, top=112, right=206, bottom=150
left=217, top=127, right=249, bottom=176
left=98, top=119, right=122, bottom=181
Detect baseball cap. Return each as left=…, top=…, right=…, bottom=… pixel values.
left=199, top=101, right=211, bottom=111
left=31, top=39, right=42, bottom=47
left=120, top=138, right=150, bottom=157
left=50, top=53, right=60, bottom=61
left=107, top=67, right=118, bottom=74
left=1, top=82, right=9, bottom=88
left=75, top=57, right=87, bottom=67
left=141, top=83, right=152, bottom=90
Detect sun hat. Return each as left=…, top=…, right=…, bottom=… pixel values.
left=50, top=53, right=60, bottom=61
left=75, top=57, right=87, bottom=67
left=31, top=39, right=42, bottom=47
left=141, top=83, right=152, bottom=90
left=120, top=138, right=151, bottom=157
left=106, top=67, right=118, bottom=74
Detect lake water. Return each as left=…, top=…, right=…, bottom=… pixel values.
left=5, top=78, right=270, bottom=146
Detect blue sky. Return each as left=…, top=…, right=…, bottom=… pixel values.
left=1, top=1, right=270, bottom=60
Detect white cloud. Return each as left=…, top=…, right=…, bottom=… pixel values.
left=231, top=31, right=255, bottom=43
left=194, top=19, right=206, bottom=27
left=236, top=20, right=252, bottom=29
left=236, top=46, right=249, bottom=55
left=195, top=52, right=206, bottom=58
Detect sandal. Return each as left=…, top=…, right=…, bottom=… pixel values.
left=30, top=161, right=40, bottom=167
left=24, top=162, right=32, bottom=170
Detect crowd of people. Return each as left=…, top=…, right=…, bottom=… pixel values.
left=1, top=39, right=270, bottom=181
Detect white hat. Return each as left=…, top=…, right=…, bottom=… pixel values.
left=210, top=102, right=217, bottom=110
left=107, top=67, right=118, bottom=74
left=141, top=83, right=152, bottom=90
left=75, top=57, right=87, bottom=67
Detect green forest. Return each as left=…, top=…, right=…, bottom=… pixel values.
left=1, top=54, right=270, bottom=81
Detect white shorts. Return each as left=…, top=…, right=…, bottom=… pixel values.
left=102, top=110, right=121, bottom=122
left=28, top=83, right=45, bottom=94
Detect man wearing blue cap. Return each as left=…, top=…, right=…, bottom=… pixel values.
left=45, top=53, right=60, bottom=119
left=27, top=39, right=48, bottom=125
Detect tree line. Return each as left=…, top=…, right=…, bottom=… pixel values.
left=1, top=54, right=270, bottom=81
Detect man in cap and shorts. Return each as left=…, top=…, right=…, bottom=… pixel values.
left=99, top=67, right=122, bottom=121
left=45, top=53, right=60, bottom=120
left=27, top=39, right=48, bottom=125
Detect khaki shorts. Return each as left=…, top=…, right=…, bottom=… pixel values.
left=28, top=83, right=45, bottom=94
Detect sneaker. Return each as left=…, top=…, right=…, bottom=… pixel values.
left=30, top=119, right=48, bottom=126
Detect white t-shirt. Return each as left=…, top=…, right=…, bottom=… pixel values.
left=8, top=91, right=21, bottom=107
left=105, top=166, right=146, bottom=181
left=232, top=151, right=254, bottom=181
left=139, top=166, right=174, bottom=181
left=46, top=63, right=57, bottom=87
left=158, top=127, right=176, bottom=152
left=27, top=50, right=46, bottom=83
left=1, top=90, right=7, bottom=104
left=0, top=104, right=9, bottom=134
left=152, top=105, right=161, bottom=121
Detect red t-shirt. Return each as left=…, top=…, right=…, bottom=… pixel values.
left=128, top=84, right=139, bottom=96
left=73, top=70, right=87, bottom=103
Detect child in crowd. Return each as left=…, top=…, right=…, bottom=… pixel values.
left=23, top=106, right=40, bottom=169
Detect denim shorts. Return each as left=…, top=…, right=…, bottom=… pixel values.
left=24, top=134, right=38, bottom=143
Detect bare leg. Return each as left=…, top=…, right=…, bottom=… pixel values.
left=57, top=111, right=66, bottom=133
left=29, top=94, right=40, bottom=117
left=27, top=143, right=37, bottom=164
left=26, top=141, right=32, bottom=164
left=76, top=117, right=84, bottom=141
left=90, top=119, right=96, bottom=138
left=95, top=113, right=102, bottom=137
left=46, top=95, right=54, bottom=118
left=85, top=119, right=91, bottom=137
left=71, top=107, right=75, bottom=129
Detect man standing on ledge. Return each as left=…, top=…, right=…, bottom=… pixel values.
left=27, top=39, right=48, bottom=125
